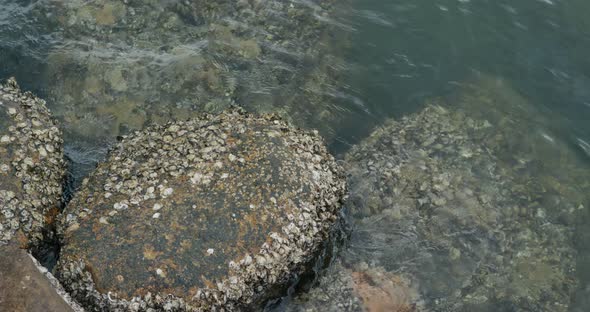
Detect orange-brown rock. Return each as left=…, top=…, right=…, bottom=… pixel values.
left=351, top=269, right=417, bottom=312
left=0, top=241, right=82, bottom=312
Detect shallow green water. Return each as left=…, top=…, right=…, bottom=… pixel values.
left=1, top=0, right=590, bottom=311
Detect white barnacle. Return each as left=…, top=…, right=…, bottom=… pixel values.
left=190, top=172, right=203, bottom=184
left=207, top=248, right=215, bottom=255
left=113, top=202, right=128, bottom=210
left=152, top=213, right=161, bottom=219
left=162, top=187, right=174, bottom=197
left=153, top=203, right=162, bottom=211
left=256, top=255, right=266, bottom=265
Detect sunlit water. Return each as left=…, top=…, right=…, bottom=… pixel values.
left=1, top=0, right=590, bottom=311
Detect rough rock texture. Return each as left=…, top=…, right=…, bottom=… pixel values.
left=0, top=78, right=65, bottom=247
left=341, top=105, right=578, bottom=312
left=57, top=109, right=346, bottom=311
left=282, top=74, right=589, bottom=312
left=286, top=261, right=420, bottom=312
left=0, top=240, right=84, bottom=312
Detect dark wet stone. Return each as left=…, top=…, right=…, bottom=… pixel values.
left=0, top=240, right=82, bottom=312
left=57, top=109, right=346, bottom=311
left=0, top=78, right=65, bottom=247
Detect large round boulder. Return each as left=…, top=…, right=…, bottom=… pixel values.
left=0, top=78, right=65, bottom=247
left=57, top=109, right=346, bottom=310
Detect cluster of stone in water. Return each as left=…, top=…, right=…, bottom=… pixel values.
left=36, top=0, right=350, bottom=147
left=57, top=109, right=346, bottom=311
left=0, top=78, right=65, bottom=246
left=284, top=76, right=588, bottom=312
left=3, top=4, right=588, bottom=308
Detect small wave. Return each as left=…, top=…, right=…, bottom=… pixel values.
left=578, top=138, right=590, bottom=158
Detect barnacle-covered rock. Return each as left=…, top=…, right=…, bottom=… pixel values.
left=57, top=109, right=346, bottom=311
left=0, top=78, right=65, bottom=247
left=340, top=104, right=579, bottom=312
left=284, top=75, right=590, bottom=312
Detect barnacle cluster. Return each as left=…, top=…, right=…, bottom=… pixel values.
left=286, top=76, right=588, bottom=312
left=57, top=109, right=347, bottom=311
left=0, top=78, right=65, bottom=247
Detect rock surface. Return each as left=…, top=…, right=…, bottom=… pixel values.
left=57, top=109, right=346, bottom=311
left=286, top=261, right=420, bottom=312
left=0, top=78, right=65, bottom=247
left=0, top=240, right=84, bottom=312
left=341, top=104, right=579, bottom=311
left=286, top=75, right=587, bottom=311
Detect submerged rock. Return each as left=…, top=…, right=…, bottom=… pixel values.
left=0, top=241, right=83, bottom=312
left=0, top=78, right=65, bottom=247
left=57, top=109, right=346, bottom=311
left=340, top=104, right=578, bottom=311
left=287, top=261, right=420, bottom=312
left=287, top=73, right=589, bottom=311
left=41, top=0, right=351, bottom=145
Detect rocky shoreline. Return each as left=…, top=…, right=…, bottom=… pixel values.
left=0, top=77, right=65, bottom=248
left=283, top=75, right=589, bottom=312
left=2, top=73, right=588, bottom=311
left=1, top=79, right=348, bottom=311
left=2, top=2, right=590, bottom=307
left=0, top=78, right=76, bottom=311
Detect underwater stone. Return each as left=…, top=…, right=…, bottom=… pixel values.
left=57, top=109, right=346, bottom=311
left=41, top=0, right=350, bottom=144
left=0, top=77, right=65, bottom=247
left=340, top=104, right=578, bottom=312
left=286, top=260, right=420, bottom=312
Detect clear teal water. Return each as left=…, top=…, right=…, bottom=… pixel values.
left=2, top=0, right=590, bottom=311
left=333, top=0, right=590, bottom=154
